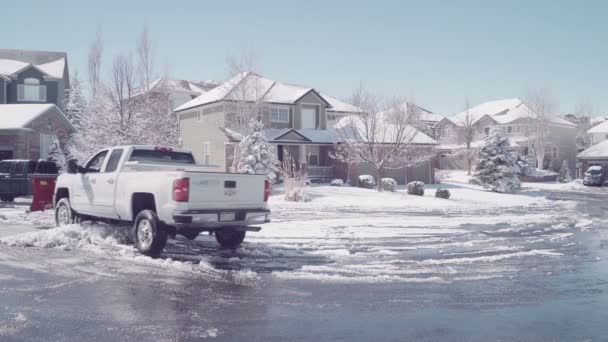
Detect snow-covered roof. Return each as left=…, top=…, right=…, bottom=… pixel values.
left=175, top=72, right=332, bottom=112
left=588, top=120, right=608, bottom=134
left=321, top=93, right=362, bottom=114
left=145, top=77, right=219, bottom=96
left=0, top=57, right=66, bottom=79
left=578, top=140, right=608, bottom=159
left=0, top=104, right=60, bottom=129
left=588, top=165, right=603, bottom=171
left=450, top=98, right=576, bottom=127
left=590, top=116, right=607, bottom=126
left=335, top=115, right=438, bottom=145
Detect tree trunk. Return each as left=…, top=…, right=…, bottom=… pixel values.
left=376, top=168, right=382, bottom=191
left=467, top=157, right=472, bottom=176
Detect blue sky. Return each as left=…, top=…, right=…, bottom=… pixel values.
left=3, top=0, right=607, bottom=115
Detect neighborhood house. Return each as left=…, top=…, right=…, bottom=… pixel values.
left=174, top=72, right=438, bottom=184
left=0, top=49, right=75, bottom=161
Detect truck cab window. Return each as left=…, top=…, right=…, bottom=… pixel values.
left=104, top=149, right=124, bottom=173
left=85, top=151, right=108, bottom=173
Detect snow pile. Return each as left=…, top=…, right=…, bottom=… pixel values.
left=0, top=223, right=132, bottom=251
left=407, top=181, right=424, bottom=196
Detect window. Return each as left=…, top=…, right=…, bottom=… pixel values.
left=105, top=149, right=124, bottom=173
left=128, top=149, right=196, bottom=164
left=14, top=162, right=26, bottom=176
left=307, top=145, right=320, bottom=166
left=484, top=127, right=491, bottom=136
left=17, top=78, right=46, bottom=102
left=507, top=126, right=513, bottom=134
left=0, top=162, right=11, bottom=174
left=40, top=134, right=56, bottom=159
left=84, top=151, right=108, bottom=173
left=605, top=134, right=608, bottom=140
left=271, top=107, right=289, bottom=123
left=203, top=142, right=210, bottom=165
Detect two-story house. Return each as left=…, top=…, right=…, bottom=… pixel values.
left=175, top=72, right=438, bottom=184
left=434, top=98, right=578, bottom=171
left=0, top=49, right=76, bottom=160
left=137, top=76, right=219, bottom=110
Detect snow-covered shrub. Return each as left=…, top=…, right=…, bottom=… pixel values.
left=435, top=188, right=451, bottom=199
left=281, top=153, right=310, bottom=202
left=47, top=139, right=67, bottom=172
left=472, top=133, right=521, bottom=193
left=357, top=175, right=376, bottom=189
left=558, top=160, right=572, bottom=183
left=237, top=119, right=280, bottom=182
left=380, top=178, right=397, bottom=192
left=407, top=181, right=425, bottom=196
left=330, top=179, right=344, bottom=187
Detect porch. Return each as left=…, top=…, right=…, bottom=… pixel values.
left=277, top=144, right=335, bottom=183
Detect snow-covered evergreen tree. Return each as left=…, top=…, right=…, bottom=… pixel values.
left=472, top=133, right=521, bottom=193
left=48, top=139, right=67, bottom=172
left=237, top=118, right=279, bottom=182
left=65, top=71, right=87, bottom=128
left=558, top=160, right=572, bottom=183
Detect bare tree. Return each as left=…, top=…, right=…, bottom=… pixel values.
left=137, top=25, right=155, bottom=91
left=87, top=27, right=104, bottom=97
left=525, top=90, right=557, bottom=169
left=573, top=100, right=594, bottom=150
left=462, top=99, right=476, bottom=175
left=332, top=87, right=435, bottom=191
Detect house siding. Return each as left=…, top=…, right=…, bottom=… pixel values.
left=294, top=92, right=328, bottom=130
left=179, top=107, right=228, bottom=171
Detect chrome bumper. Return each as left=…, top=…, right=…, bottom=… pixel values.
left=171, top=209, right=270, bottom=230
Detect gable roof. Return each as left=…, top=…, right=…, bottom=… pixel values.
left=451, top=98, right=576, bottom=127
left=175, top=72, right=333, bottom=112
left=0, top=104, right=76, bottom=132
left=335, top=115, right=438, bottom=145
left=321, top=93, right=362, bottom=114
left=579, top=140, right=608, bottom=159
left=588, top=120, right=608, bottom=134
left=0, top=49, right=69, bottom=87
left=147, top=77, right=219, bottom=95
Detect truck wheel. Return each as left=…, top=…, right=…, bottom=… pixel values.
left=55, top=198, right=75, bottom=226
left=215, top=229, right=246, bottom=249
left=133, top=210, right=167, bottom=258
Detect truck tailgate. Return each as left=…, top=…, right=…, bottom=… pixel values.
left=187, top=173, right=266, bottom=209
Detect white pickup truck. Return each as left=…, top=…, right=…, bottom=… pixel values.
left=53, top=145, right=270, bottom=257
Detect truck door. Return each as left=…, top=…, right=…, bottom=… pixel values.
left=72, top=150, right=108, bottom=214
left=10, top=161, right=27, bottom=196
left=91, top=148, right=123, bottom=218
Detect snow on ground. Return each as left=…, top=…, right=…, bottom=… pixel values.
left=0, top=171, right=596, bottom=285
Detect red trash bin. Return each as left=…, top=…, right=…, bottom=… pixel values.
left=30, top=174, right=57, bottom=212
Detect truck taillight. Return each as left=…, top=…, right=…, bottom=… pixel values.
left=173, top=178, right=189, bottom=202
left=264, top=180, right=270, bottom=202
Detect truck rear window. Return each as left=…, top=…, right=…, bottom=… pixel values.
left=129, top=149, right=196, bottom=164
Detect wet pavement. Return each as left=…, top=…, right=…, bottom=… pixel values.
left=1, top=190, right=607, bottom=341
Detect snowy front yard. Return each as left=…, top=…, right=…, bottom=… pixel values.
left=0, top=172, right=601, bottom=285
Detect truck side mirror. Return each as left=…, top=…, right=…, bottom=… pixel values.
left=67, top=159, right=81, bottom=174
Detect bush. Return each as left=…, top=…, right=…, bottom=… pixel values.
left=380, top=178, right=397, bottom=192
left=358, top=175, right=376, bottom=189
left=284, top=178, right=311, bottom=202
left=407, top=181, right=425, bottom=196
left=330, top=179, right=344, bottom=186
left=435, top=188, right=451, bottom=199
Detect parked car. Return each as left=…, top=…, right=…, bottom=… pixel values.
left=583, top=166, right=604, bottom=186
left=0, top=160, right=59, bottom=202
left=53, top=145, right=271, bottom=257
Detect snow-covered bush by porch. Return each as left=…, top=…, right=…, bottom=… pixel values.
left=435, top=188, right=451, bottom=199
left=407, top=181, right=424, bottom=196
left=237, top=119, right=280, bottom=182
left=47, top=140, right=67, bottom=172
left=380, top=178, right=397, bottom=192
left=330, top=179, right=344, bottom=186
left=357, top=175, right=376, bottom=189
left=472, top=133, right=521, bottom=193
left=558, top=160, right=572, bottom=183
left=280, top=154, right=310, bottom=202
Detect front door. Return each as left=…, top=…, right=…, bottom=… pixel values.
left=90, top=148, right=123, bottom=218
left=71, top=150, right=108, bottom=214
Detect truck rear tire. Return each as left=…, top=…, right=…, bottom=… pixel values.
left=215, top=229, right=246, bottom=249
left=133, top=210, right=167, bottom=258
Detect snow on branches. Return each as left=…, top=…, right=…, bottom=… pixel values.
left=472, top=133, right=521, bottom=193
left=237, top=118, right=280, bottom=182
